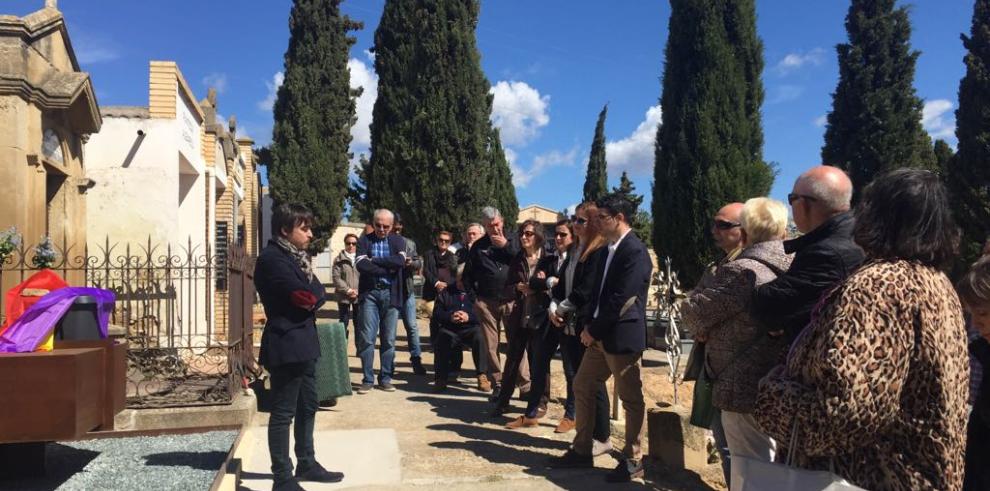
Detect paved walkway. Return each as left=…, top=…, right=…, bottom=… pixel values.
left=239, top=307, right=724, bottom=491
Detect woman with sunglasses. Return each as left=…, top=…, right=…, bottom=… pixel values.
left=332, top=233, right=361, bottom=336
left=545, top=202, right=612, bottom=453
left=504, top=218, right=575, bottom=429
left=492, top=219, right=552, bottom=417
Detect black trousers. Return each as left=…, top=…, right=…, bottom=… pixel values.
left=267, top=359, right=318, bottom=484
left=339, top=302, right=353, bottom=337
left=495, top=324, right=549, bottom=410
left=434, top=326, right=481, bottom=381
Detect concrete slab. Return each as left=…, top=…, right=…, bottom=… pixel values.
left=239, top=428, right=401, bottom=490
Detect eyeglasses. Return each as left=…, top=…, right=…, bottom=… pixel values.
left=437, top=238, right=451, bottom=244
left=554, top=232, right=570, bottom=238
left=712, top=220, right=741, bottom=231
left=787, top=193, right=818, bottom=205
left=597, top=213, right=615, bottom=222
left=345, top=242, right=357, bottom=246
left=574, top=218, right=588, bottom=225
left=521, top=231, right=536, bottom=238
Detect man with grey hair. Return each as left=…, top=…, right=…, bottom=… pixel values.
left=354, top=208, right=408, bottom=393
left=463, top=206, right=522, bottom=393
left=752, top=165, right=865, bottom=342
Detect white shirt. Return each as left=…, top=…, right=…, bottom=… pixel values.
left=594, top=228, right=632, bottom=319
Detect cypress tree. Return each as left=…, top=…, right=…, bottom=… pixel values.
left=612, top=171, right=651, bottom=248
left=933, top=139, right=954, bottom=176
left=583, top=104, right=609, bottom=203
left=268, top=0, right=361, bottom=252
left=368, top=0, right=514, bottom=244
left=347, top=154, right=373, bottom=223
left=652, top=0, right=774, bottom=287
left=487, top=126, right=519, bottom=227
left=821, top=0, right=935, bottom=196
left=950, top=0, right=990, bottom=268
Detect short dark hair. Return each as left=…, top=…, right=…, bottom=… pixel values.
left=272, top=203, right=314, bottom=237
left=518, top=219, right=545, bottom=248
left=957, top=255, right=990, bottom=307
left=853, top=169, right=959, bottom=269
left=595, top=192, right=636, bottom=224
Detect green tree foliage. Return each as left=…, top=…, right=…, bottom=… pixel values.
left=583, top=104, right=609, bottom=203
left=933, top=139, right=954, bottom=176
left=268, top=0, right=362, bottom=252
left=612, top=171, right=651, bottom=249
left=366, top=0, right=517, bottom=244
left=821, top=0, right=935, bottom=197
left=347, top=154, right=373, bottom=224
left=487, top=126, right=519, bottom=227
left=950, top=0, right=990, bottom=271
left=652, top=0, right=774, bottom=287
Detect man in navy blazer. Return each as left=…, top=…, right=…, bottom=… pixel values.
left=255, top=203, right=343, bottom=490
left=550, top=192, right=652, bottom=483
left=354, top=208, right=408, bottom=393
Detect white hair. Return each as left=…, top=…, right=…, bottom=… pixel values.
left=465, top=222, right=483, bottom=233
left=373, top=208, right=395, bottom=223
left=480, top=206, right=501, bottom=222
left=740, top=197, right=789, bottom=244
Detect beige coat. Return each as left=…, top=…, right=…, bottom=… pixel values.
left=680, top=240, right=792, bottom=413
left=331, top=251, right=359, bottom=304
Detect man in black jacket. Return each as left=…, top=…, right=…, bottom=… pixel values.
left=550, top=193, right=652, bottom=483
left=752, top=165, right=865, bottom=342
left=463, top=207, right=520, bottom=393
left=431, top=264, right=482, bottom=392
left=355, top=209, right=408, bottom=393
left=255, top=204, right=343, bottom=490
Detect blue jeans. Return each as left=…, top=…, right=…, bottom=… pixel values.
left=400, top=293, right=422, bottom=358
left=268, top=360, right=317, bottom=484
left=357, top=288, right=398, bottom=385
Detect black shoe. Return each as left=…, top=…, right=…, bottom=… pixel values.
left=604, top=459, right=644, bottom=483
left=356, top=383, right=373, bottom=394
left=490, top=404, right=509, bottom=418
left=319, top=397, right=337, bottom=408
left=295, top=462, right=344, bottom=483
left=434, top=379, right=448, bottom=393
left=411, top=356, right=427, bottom=375
left=378, top=382, right=397, bottom=392
left=547, top=448, right=594, bottom=469
left=272, top=477, right=305, bottom=491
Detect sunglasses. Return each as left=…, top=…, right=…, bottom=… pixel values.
left=574, top=218, right=588, bottom=225
left=787, top=193, right=818, bottom=204
left=437, top=238, right=451, bottom=243
left=713, top=220, right=741, bottom=230
left=521, top=231, right=536, bottom=237
left=345, top=242, right=357, bottom=246
left=554, top=232, right=570, bottom=238
left=597, top=213, right=615, bottom=222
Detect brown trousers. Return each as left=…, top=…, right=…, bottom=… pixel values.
left=572, top=341, right=644, bottom=461
left=474, top=297, right=528, bottom=388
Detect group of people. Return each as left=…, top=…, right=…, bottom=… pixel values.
left=253, top=162, right=989, bottom=491
left=682, top=165, right=987, bottom=491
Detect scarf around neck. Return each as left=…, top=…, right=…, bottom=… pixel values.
left=275, top=237, right=313, bottom=281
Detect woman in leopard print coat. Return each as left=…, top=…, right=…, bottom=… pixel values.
left=754, top=169, right=970, bottom=490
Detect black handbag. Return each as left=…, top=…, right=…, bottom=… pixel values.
left=683, top=341, right=705, bottom=382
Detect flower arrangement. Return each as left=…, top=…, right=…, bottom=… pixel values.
left=32, top=235, right=57, bottom=269
left=0, top=226, right=20, bottom=264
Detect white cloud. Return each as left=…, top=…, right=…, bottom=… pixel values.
left=511, top=147, right=579, bottom=187
left=922, top=99, right=956, bottom=141
left=605, top=104, right=662, bottom=175
left=775, top=48, right=826, bottom=75
left=768, top=85, right=804, bottom=104
left=258, top=72, right=284, bottom=111
left=348, top=58, right=378, bottom=150
left=72, top=29, right=119, bottom=65
left=489, top=81, right=550, bottom=147
left=364, top=49, right=376, bottom=62
left=814, top=114, right=827, bottom=127
left=202, top=72, right=228, bottom=94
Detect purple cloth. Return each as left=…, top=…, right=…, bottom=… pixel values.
left=0, top=287, right=115, bottom=353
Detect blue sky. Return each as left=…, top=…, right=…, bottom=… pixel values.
left=12, top=0, right=972, bottom=213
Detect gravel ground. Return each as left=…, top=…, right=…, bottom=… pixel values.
left=3, top=430, right=237, bottom=491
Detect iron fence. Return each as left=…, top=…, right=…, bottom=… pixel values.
left=0, top=235, right=257, bottom=409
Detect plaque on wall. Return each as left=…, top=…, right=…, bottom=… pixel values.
left=42, top=129, right=64, bottom=164
left=216, top=221, right=228, bottom=290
